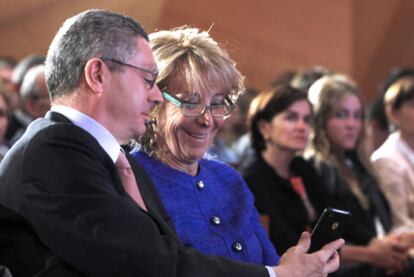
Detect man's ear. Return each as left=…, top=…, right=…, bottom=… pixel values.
left=83, top=58, right=107, bottom=93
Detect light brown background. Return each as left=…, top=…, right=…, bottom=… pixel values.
left=1, top=0, right=414, bottom=101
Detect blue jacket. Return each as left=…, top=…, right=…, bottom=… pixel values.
left=133, top=151, right=279, bottom=266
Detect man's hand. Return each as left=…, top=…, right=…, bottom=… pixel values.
left=272, top=232, right=344, bottom=277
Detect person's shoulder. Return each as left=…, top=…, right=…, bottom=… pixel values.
left=131, top=149, right=149, bottom=162
left=15, top=118, right=102, bottom=161
left=239, top=154, right=265, bottom=179
left=29, top=118, right=95, bottom=146
left=199, top=157, right=247, bottom=186
left=291, top=156, right=318, bottom=175
left=131, top=151, right=162, bottom=171
left=371, top=133, right=400, bottom=162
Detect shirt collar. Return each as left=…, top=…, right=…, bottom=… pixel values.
left=51, top=105, right=120, bottom=163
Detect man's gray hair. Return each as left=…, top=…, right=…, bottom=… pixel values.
left=45, top=9, right=148, bottom=99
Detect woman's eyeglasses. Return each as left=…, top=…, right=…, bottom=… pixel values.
left=162, top=91, right=234, bottom=119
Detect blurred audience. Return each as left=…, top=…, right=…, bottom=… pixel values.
left=270, top=70, right=296, bottom=87
left=210, top=87, right=258, bottom=167
left=10, top=55, right=45, bottom=92
left=371, top=76, right=414, bottom=232
left=0, top=90, right=9, bottom=161
left=240, top=84, right=327, bottom=254
left=207, top=94, right=243, bottom=166
left=0, top=57, right=16, bottom=94
left=290, top=65, right=332, bottom=91
left=366, top=67, right=414, bottom=156
left=5, top=65, right=50, bottom=146
left=306, top=74, right=412, bottom=276
left=0, top=57, right=17, bottom=111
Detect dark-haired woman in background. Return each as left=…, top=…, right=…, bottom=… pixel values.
left=240, top=84, right=327, bottom=254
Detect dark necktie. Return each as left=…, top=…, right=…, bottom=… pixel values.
left=116, top=150, right=148, bottom=211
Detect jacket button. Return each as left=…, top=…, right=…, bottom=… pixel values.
left=232, top=242, right=243, bottom=252
left=196, top=180, right=205, bottom=190
left=210, top=216, right=221, bottom=225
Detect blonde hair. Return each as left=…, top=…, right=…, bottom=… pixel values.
left=307, top=74, right=372, bottom=210
left=139, top=26, right=245, bottom=156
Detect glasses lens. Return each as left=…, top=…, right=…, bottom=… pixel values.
left=182, top=104, right=204, bottom=116
left=210, top=106, right=226, bottom=118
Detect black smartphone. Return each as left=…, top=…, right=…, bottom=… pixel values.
left=308, top=208, right=351, bottom=253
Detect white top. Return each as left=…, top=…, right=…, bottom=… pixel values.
left=51, top=105, right=120, bottom=163
left=371, top=131, right=414, bottom=231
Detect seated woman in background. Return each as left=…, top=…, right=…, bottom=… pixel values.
left=131, top=26, right=344, bottom=276
left=306, top=74, right=412, bottom=276
left=371, top=76, right=414, bottom=231
left=239, top=84, right=327, bottom=254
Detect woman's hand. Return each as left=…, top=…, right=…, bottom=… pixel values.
left=367, top=237, right=408, bottom=274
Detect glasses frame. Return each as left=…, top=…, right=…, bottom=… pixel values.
left=102, top=58, right=158, bottom=89
left=162, top=91, right=234, bottom=119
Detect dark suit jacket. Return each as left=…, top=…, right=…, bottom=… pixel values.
left=0, top=112, right=267, bottom=277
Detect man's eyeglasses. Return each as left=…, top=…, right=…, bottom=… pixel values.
left=162, top=91, right=234, bottom=119
left=102, top=59, right=158, bottom=90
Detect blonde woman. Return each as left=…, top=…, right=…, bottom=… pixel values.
left=306, top=74, right=411, bottom=276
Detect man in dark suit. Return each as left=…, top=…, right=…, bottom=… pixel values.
left=0, top=9, right=343, bottom=277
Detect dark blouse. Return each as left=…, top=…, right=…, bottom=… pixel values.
left=307, top=151, right=392, bottom=246
left=240, top=154, right=328, bottom=254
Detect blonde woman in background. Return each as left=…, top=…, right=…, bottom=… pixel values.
left=306, top=74, right=412, bottom=277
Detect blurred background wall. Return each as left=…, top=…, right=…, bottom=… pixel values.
left=1, top=0, right=413, bottom=101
